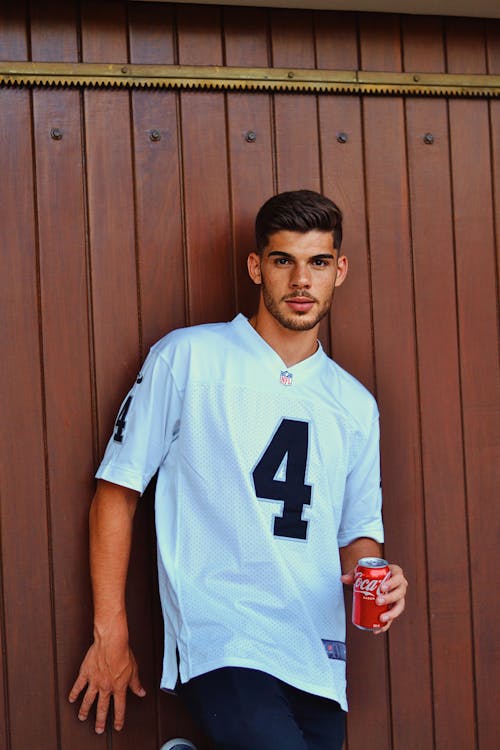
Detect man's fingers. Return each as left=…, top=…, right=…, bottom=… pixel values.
left=377, top=568, right=408, bottom=606
left=373, top=611, right=398, bottom=634
left=384, top=599, right=405, bottom=621
left=70, top=644, right=144, bottom=733
left=372, top=598, right=406, bottom=635
left=377, top=588, right=406, bottom=606
left=368, top=563, right=407, bottom=635
left=112, top=689, right=127, bottom=731
left=95, top=691, right=111, bottom=735
left=129, top=669, right=146, bottom=698
left=78, top=685, right=98, bottom=722
left=68, top=674, right=88, bottom=703
left=383, top=567, right=407, bottom=593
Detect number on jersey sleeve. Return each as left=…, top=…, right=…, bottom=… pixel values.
left=252, top=418, right=311, bottom=540
left=113, top=396, right=132, bottom=443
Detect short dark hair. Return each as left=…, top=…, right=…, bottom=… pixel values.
left=255, top=189, right=343, bottom=254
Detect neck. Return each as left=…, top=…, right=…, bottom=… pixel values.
left=249, top=310, right=319, bottom=368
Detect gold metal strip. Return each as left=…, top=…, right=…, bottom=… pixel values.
left=1, top=62, right=499, bottom=97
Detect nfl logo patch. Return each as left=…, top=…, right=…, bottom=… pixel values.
left=280, top=370, right=293, bottom=386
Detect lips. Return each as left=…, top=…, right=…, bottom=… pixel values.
left=285, top=297, right=315, bottom=313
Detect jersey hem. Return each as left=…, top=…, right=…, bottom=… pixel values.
left=95, top=465, right=147, bottom=494
left=337, top=528, right=384, bottom=547
left=169, top=656, right=348, bottom=712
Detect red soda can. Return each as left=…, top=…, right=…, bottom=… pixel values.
left=352, top=557, right=391, bottom=630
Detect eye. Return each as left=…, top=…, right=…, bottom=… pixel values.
left=312, top=258, right=329, bottom=267
left=274, top=257, right=291, bottom=265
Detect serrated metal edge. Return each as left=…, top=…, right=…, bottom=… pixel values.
left=0, top=64, right=498, bottom=98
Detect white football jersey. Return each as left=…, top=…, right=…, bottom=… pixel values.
left=97, top=314, right=384, bottom=711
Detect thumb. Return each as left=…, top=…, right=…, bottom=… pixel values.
left=129, top=668, right=146, bottom=698
left=341, top=569, right=355, bottom=585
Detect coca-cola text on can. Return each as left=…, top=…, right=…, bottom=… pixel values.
left=352, top=557, right=391, bottom=631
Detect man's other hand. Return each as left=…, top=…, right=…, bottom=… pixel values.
left=68, top=625, right=146, bottom=734
left=341, top=563, right=408, bottom=634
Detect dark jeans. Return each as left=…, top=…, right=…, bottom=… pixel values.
left=180, top=667, right=346, bottom=750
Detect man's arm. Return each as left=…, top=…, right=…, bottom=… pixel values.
left=68, top=479, right=146, bottom=733
left=339, top=537, right=407, bottom=634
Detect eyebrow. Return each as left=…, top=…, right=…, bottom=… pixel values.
left=267, top=251, right=335, bottom=260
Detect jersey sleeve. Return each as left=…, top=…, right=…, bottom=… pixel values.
left=337, top=415, right=384, bottom=547
left=96, top=350, right=181, bottom=494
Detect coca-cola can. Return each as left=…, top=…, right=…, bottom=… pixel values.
left=352, top=557, right=391, bottom=631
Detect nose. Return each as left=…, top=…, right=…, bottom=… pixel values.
left=290, top=262, right=311, bottom=289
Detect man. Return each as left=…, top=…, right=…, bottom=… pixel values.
left=69, top=190, right=407, bottom=749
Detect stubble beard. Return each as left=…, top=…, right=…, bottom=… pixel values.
left=261, top=281, right=332, bottom=332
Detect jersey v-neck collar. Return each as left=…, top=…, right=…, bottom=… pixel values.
left=231, top=313, right=325, bottom=376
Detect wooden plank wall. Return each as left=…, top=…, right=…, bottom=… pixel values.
left=0, top=2, right=498, bottom=749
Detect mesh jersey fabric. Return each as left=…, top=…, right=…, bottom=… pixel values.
left=96, top=314, right=384, bottom=711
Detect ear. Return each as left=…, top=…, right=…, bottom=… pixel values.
left=334, top=254, right=348, bottom=288
left=247, top=252, right=262, bottom=285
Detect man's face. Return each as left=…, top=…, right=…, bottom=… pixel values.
left=247, top=230, right=348, bottom=332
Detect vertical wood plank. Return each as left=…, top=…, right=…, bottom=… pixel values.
left=359, top=13, right=402, bottom=71
left=0, top=8, right=31, bottom=746
left=314, top=10, right=359, bottom=71
left=0, top=3, right=59, bottom=748
left=401, top=14, right=443, bottom=71
left=445, top=17, right=487, bottom=73
left=30, top=2, right=102, bottom=748
left=0, top=581, right=7, bottom=750
left=447, top=19, right=500, bottom=750
left=223, top=6, right=274, bottom=319
left=316, top=14, right=389, bottom=750
left=81, top=0, right=140, bottom=452
left=32, top=91, right=99, bottom=750
left=486, top=19, right=500, bottom=74
left=403, top=15, right=476, bottom=750
left=270, top=9, right=321, bottom=192
left=30, top=0, right=79, bottom=62
left=359, top=13, right=434, bottom=750
left=129, top=2, right=186, bottom=354
left=128, top=6, right=209, bottom=749
left=177, top=5, right=234, bottom=326
left=81, top=4, right=145, bottom=747
left=0, top=0, right=27, bottom=60
left=486, top=21, right=500, bottom=292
